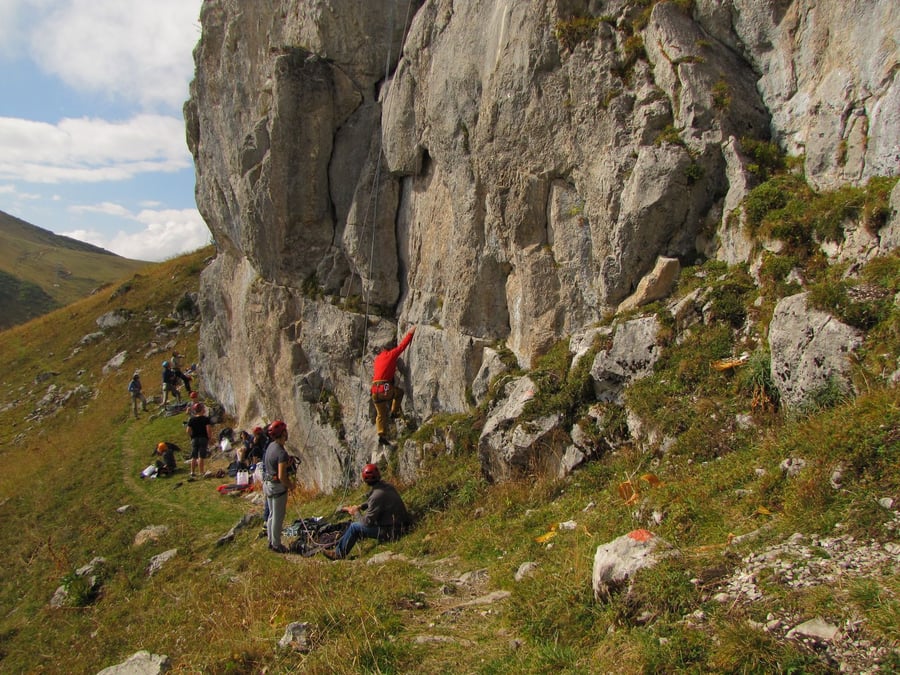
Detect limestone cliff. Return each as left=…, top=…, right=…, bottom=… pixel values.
left=185, top=0, right=899, bottom=491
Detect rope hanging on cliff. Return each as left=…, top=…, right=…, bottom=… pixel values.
left=327, top=0, right=417, bottom=498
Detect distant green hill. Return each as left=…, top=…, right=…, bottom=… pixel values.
left=0, top=210, right=149, bottom=330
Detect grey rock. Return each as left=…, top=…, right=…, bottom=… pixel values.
left=102, top=351, right=128, bottom=374
left=769, top=293, right=863, bottom=410
left=134, top=525, right=168, bottom=547
left=147, top=549, right=177, bottom=577
left=96, top=309, right=130, bottom=329
left=470, top=347, right=508, bottom=406
left=593, top=529, right=669, bottom=601
left=453, top=590, right=511, bottom=609
left=590, top=316, right=661, bottom=403
left=278, top=622, right=310, bottom=652
left=787, top=617, right=840, bottom=642
left=558, top=445, right=587, bottom=479
left=80, top=331, right=105, bottom=345
left=616, top=257, right=681, bottom=314
left=95, top=650, right=171, bottom=675
left=514, top=562, right=539, bottom=582
left=780, top=457, right=807, bottom=478
left=366, top=551, right=407, bottom=565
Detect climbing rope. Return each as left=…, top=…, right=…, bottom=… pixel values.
left=335, top=0, right=418, bottom=497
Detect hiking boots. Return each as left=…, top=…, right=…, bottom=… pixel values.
left=268, top=543, right=288, bottom=554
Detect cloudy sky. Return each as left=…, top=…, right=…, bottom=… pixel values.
left=0, top=0, right=208, bottom=262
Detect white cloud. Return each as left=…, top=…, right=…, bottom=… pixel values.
left=0, top=0, right=28, bottom=58
left=30, top=0, right=202, bottom=110
left=69, top=201, right=132, bottom=217
left=0, top=1, right=206, bottom=262
left=0, top=114, right=191, bottom=183
left=62, top=205, right=210, bottom=262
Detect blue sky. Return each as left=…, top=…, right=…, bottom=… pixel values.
left=0, top=0, right=208, bottom=262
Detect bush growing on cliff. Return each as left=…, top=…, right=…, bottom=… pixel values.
left=742, top=175, right=898, bottom=266
left=554, top=16, right=601, bottom=52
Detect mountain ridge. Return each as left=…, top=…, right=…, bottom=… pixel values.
left=0, top=209, right=149, bottom=330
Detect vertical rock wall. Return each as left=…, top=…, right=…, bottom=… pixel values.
left=186, top=0, right=899, bottom=491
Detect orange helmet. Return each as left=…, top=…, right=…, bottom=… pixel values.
left=157, top=442, right=167, bottom=453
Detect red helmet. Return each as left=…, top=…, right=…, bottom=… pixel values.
left=252, top=426, right=263, bottom=436
left=190, top=391, right=199, bottom=400
left=361, top=463, right=381, bottom=483
left=268, top=420, right=287, bottom=438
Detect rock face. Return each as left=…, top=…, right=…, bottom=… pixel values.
left=186, top=0, right=899, bottom=491
left=768, top=293, right=864, bottom=410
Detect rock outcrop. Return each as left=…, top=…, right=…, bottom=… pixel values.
left=186, top=0, right=899, bottom=490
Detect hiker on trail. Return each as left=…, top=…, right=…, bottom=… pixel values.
left=161, top=360, right=182, bottom=406
left=154, top=442, right=180, bottom=476
left=263, top=420, right=296, bottom=553
left=171, top=351, right=193, bottom=393
left=323, top=463, right=411, bottom=560
left=128, top=373, right=147, bottom=419
left=371, top=326, right=415, bottom=445
left=185, top=403, right=212, bottom=478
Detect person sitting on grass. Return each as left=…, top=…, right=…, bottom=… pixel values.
left=154, top=442, right=180, bottom=476
left=323, top=463, right=411, bottom=560
left=246, top=426, right=268, bottom=466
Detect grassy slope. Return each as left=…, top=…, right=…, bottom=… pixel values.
left=0, top=244, right=897, bottom=674
left=0, top=211, right=149, bottom=328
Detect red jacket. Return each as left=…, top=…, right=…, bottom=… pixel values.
left=372, top=329, right=414, bottom=383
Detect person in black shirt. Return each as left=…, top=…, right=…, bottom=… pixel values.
left=185, top=404, right=212, bottom=478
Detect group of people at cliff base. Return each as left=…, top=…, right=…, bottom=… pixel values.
left=261, top=418, right=412, bottom=559
left=127, top=351, right=196, bottom=419
left=144, top=397, right=215, bottom=479
left=144, top=326, right=417, bottom=558
left=264, top=326, right=417, bottom=556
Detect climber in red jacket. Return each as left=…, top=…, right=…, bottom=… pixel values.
left=371, top=326, right=415, bottom=445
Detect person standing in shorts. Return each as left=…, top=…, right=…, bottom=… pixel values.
left=185, top=403, right=212, bottom=478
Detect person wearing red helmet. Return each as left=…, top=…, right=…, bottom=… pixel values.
left=371, top=326, right=416, bottom=445
left=185, top=403, right=212, bottom=478
left=323, top=463, right=411, bottom=560
left=187, top=391, right=207, bottom=417
left=263, top=420, right=296, bottom=553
